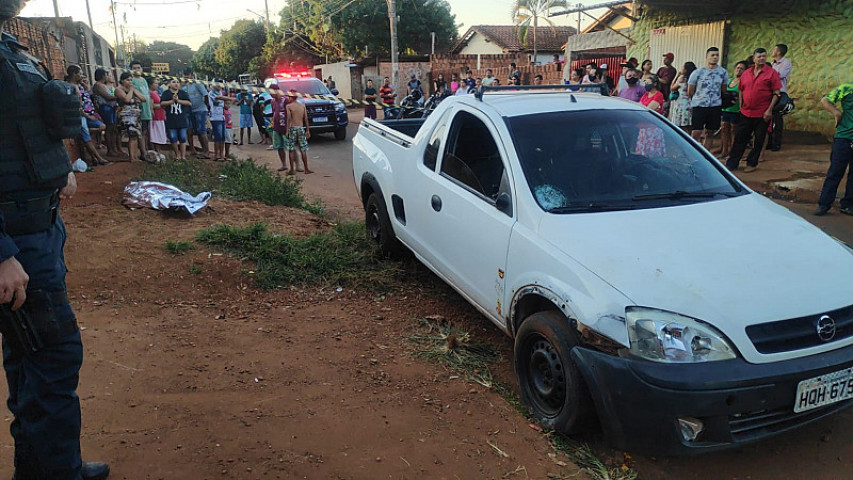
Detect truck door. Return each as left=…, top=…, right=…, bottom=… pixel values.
left=426, top=109, right=517, bottom=319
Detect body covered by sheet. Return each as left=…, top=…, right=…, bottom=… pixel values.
left=122, top=181, right=211, bottom=214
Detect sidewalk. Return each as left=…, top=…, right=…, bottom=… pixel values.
left=719, top=132, right=837, bottom=205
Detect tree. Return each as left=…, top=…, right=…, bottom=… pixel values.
left=249, top=28, right=322, bottom=81
left=278, top=0, right=458, bottom=61
left=146, top=41, right=195, bottom=74
left=215, top=20, right=267, bottom=79
left=512, top=0, right=567, bottom=61
left=192, top=37, right=222, bottom=79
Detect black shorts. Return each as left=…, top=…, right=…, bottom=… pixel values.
left=692, top=106, right=722, bottom=131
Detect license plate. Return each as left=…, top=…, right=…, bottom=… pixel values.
left=314, top=116, right=328, bottom=123
left=794, top=367, right=853, bottom=413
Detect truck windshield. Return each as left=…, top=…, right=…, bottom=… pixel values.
left=506, top=110, right=744, bottom=213
left=276, top=79, right=332, bottom=96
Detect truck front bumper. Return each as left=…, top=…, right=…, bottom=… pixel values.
left=571, top=344, right=853, bottom=455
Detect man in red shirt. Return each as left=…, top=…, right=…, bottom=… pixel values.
left=725, top=48, right=782, bottom=172
left=379, top=77, right=397, bottom=119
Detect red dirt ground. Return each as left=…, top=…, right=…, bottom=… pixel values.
left=0, top=162, right=587, bottom=479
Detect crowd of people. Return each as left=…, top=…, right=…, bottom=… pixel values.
left=63, top=66, right=316, bottom=172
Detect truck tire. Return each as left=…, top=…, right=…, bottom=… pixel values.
left=514, top=310, right=593, bottom=434
left=365, top=192, right=402, bottom=258
left=334, top=126, right=347, bottom=140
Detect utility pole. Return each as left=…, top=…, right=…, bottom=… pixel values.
left=52, top=0, right=59, bottom=17
left=264, top=0, right=270, bottom=30
left=577, top=3, right=582, bottom=35
left=387, top=0, right=399, bottom=90
left=431, top=32, right=435, bottom=55
left=85, top=0, right=94, bottom=29
left=110, top=0, right=122, bottom=66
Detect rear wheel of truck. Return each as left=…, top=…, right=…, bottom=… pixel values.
left=365, top=193, right=402, bottom=258
left=334, top=126, right=347, bottom=140
left=514, top=310, right=593, bottom=434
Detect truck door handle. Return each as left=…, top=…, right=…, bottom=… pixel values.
left=431, top=195, right=442, bottom=212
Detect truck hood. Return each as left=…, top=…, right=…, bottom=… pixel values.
left=538, top=193, right=853, bottom=363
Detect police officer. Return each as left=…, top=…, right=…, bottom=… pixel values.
left=0, top=1, right=109, bottom=479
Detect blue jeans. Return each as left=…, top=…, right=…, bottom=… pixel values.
left=210, top=120, right=225, bottom=142
left=191, top=111, right=208, bottom=134
left=3, top=216, right=83, bottom=480
left=167, top=128, right=188, bottom=144
left=818, top=138, right=853, bottom=209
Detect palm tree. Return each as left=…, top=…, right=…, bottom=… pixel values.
left=512, top=0, right=569, bottom=64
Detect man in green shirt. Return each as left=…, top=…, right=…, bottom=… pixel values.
left=130, top=60, right=152, bottom=154
left=815, top=83, right=853, bottom=216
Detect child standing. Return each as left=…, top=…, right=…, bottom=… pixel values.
left=224, top=99, right=234, bottom=159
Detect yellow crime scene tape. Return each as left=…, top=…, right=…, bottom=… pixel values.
left=86, top=64, right=424, bottom=110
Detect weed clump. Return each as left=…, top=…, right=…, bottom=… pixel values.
left=195, top=222, right=401, bottom=289
left=165, top=240, right=195, bottom=255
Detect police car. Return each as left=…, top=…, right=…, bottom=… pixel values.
left=264, top=71, right=349, bottom=140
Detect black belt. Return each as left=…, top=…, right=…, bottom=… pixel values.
left=0, top=192, right=59, bottom=236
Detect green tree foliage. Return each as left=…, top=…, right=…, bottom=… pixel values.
left=215, top=20, right=267, bottom=79
left=512, top=0, right=567, bottom=60
left=146, top=41, right=195, bottom=74
left=192, top=37, right=222, bottom=79
left=248, top=28, right=322, bottom=81
left=277, top=0, right=459, bottom=60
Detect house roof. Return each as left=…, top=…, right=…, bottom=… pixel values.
left=581, top=3, right=633, bottom=34
left=451, top=25, right=577, bottom=54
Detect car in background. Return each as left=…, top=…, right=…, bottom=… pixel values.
left=264, top=71, right=349, bottom=140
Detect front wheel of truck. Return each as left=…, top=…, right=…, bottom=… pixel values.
left=334, top=126, right=347, bottom=140
left=514, top=310, right=593, bottom=434
left=365, top=193, right=402, bottom=258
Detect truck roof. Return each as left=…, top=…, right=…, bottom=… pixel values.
left=451, top=91, right=648, bottom=118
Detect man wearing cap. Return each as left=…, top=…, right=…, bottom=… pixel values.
left=657, top=53, right=677, bottom=100
left=616, top=61, right=632, bottom=93
left=599, top=63, right=614, bottom=93
left=406, top=73, right=424, bottom=106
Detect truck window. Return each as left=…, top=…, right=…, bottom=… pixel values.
left=440, top=111, right=506, bottom=201
left=423, top=123, right=445, bottom=171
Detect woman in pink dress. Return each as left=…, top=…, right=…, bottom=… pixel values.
left=637, top=74, right=666, bottom=157
left=148, top=77, right=168, bottom=152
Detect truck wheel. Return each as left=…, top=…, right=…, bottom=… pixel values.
left=365, top=193, right=402, bottom=258
left=514, top=310, right=592, bottom=434
left=334, top=126, right=347, bottom=140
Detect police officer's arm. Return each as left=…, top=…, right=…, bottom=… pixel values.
left=0, top=211, right=28, bottom=310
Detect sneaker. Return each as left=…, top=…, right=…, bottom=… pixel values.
left=813, top=205, right=831, bottom=216
left=840, top=206, right=853, bottom=216
left=743, top=166, right=758, bottom=173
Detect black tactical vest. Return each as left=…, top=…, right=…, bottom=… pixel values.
left=0, top=32, right=70, bottom=199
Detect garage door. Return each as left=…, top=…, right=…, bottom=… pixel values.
left=649, top=21, right=726, bottom=70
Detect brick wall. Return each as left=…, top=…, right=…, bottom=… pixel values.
left=6, top=18, right=66, bottom=79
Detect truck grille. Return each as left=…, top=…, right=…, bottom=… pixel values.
left=729, top=401, right=853, bottom=443
left=310, top=105, right=335, bottom=114
left=745, top=305, right=853, bottom=354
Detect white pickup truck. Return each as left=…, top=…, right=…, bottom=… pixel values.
left=352, top=87, right=853, bottom=455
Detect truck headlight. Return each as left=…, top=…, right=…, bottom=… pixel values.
left=626, top=307, right=737, bottom=363
left=335, top=102, right=346, bottom=112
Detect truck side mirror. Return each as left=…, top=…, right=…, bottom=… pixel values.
left=495, top=192, right=512, bottom=216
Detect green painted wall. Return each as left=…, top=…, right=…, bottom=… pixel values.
left=628, top=0, right=853, bottom=137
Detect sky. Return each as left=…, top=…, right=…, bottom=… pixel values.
left=19, top=0, right=604, bottom=51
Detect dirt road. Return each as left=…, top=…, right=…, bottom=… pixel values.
left=0, top=129, right=584, bottom=478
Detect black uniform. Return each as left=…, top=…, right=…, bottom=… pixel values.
left=0, top=30, right=84, bottom=480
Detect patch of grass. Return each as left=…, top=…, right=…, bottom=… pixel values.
left=408, top=316, right=498, bottom=387
left=195, top=221, right=401, bottom=289
left=139, top=158, right=219, bottom=195
left=189, top=264, right=202, bottom=275
left=219, top=160, right=304, bottom=208
left=408, top=316, right=638, bottom=480
left=139, top=158, right=323, bottom=214
left=165, top=240, right=195, bottom=255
